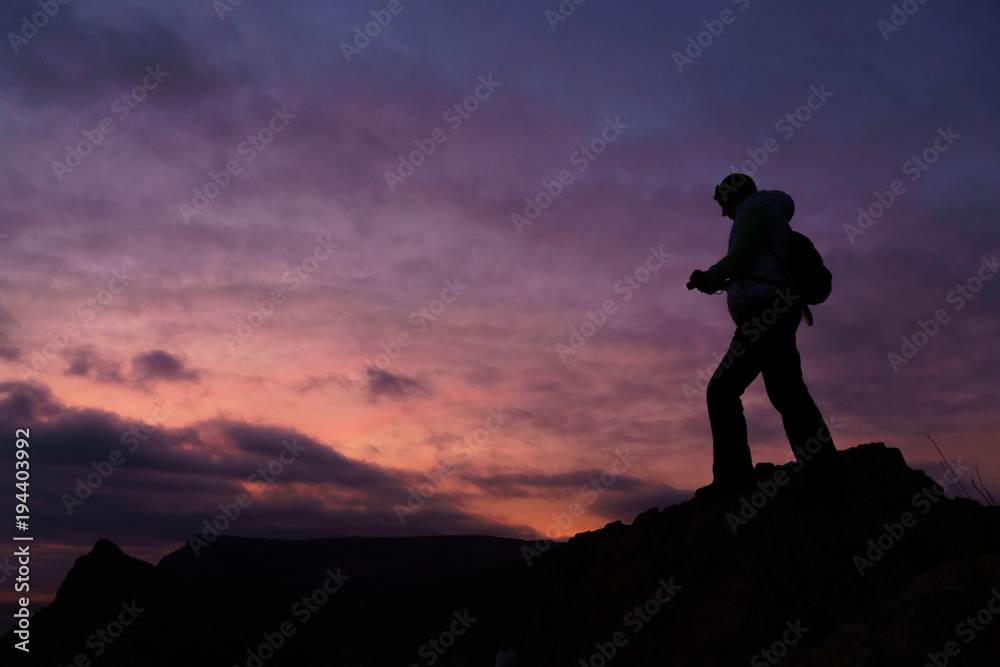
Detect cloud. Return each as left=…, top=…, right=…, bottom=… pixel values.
left=131, top=350, right=200, bottom=384
left=365, top=368, right=429, bottom=403
left=0, top=1, right=242, bottom=110
left=0, top=380, right=61, bottom=424
left=291, top=372, right=354, bottom=395
left=0, top=380, right=514, bottom=547
left=64, top=345, right=124, bottom=383
left=56, top=347, right=198, bottom=386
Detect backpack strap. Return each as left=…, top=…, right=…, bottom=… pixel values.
left=741, top=237, right=814, bottom=326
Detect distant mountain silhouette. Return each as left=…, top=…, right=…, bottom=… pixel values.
left=5, top=443, right=999, bottom=666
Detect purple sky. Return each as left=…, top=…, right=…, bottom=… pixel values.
left=1, top=0, right=998, bottom=620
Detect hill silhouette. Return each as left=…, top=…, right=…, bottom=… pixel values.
left=4, top=442, right=999, bottom=666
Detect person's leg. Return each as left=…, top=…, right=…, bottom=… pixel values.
left=705, top=321, right=762, bottom=489
left=758, top=303, right=846, bottom=492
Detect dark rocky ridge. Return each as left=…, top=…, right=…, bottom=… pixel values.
left=4, top=442, right=999, bottom=665
left=523, top=442, right=1000, bottom=665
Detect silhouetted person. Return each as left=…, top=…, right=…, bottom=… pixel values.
left=687, top=173, right=847, bottom=502
left=495, top=637, right=518, bottom=667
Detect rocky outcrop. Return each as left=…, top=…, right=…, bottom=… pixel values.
left=519, top=443, right=1000, bottom=666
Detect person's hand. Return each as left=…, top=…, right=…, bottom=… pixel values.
left=688, top=269, right=726, bottom=294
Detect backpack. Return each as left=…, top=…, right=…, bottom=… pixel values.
left=746, top=230, right=832, bottom=325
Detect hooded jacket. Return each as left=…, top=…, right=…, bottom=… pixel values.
left=713, top=190, right=795, bottom=321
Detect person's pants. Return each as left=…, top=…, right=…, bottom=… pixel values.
left=706, top=290, right=842, bottom=486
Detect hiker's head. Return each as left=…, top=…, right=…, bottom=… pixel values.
left=714, top=173, right=757, bottom=219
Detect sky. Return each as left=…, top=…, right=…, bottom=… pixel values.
left=1, top=0, right=999, bottom=623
